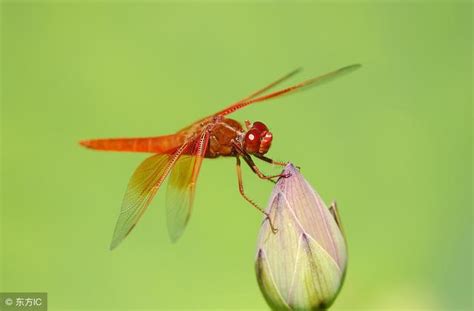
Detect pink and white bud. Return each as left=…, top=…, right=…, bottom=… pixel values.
left=255, top=164, right=347, bottom=310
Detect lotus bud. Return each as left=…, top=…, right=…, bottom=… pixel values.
left=255, top=164, right=347, bottom=310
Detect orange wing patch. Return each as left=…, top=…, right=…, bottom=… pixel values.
left=109, top=142, right=189, bottom=250
left=165, top=131, right=210, bottom=242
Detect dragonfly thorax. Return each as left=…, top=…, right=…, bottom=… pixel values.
left=205, top=118, right=244, bottom=158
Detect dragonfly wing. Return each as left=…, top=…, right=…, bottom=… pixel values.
left=213, top=64, right=361, bottom=117
left=110, top=143, right=188, bottom=250
left=166, top=131, right=210, bottom=242
left=239, top=67, right=302, bottom=102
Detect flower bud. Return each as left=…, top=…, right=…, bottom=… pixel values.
left=255, top=164, right=347, bottom=310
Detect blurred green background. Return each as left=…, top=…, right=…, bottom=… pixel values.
left=1, top=1, right=471, bottom=310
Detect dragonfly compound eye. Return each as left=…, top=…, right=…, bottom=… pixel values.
left=244, top=122, right=273, bottom=155
left=244, top=129, right=261, bottom=154
left=252, top=121, right=268, bottom=133
left=258, top=131, right=272, bottom=154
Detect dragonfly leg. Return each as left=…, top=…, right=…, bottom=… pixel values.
left=254, top=154, right=288, bottom=167
left=236, top=156, right=278, bottom=234
left=242, top=155, right=289, bottom=182
left=254, top=154, right=301, bottom=170
left=232, top=142, right=288, bottom=182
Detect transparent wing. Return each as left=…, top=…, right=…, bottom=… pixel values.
left=239, top=68, right=302, bottom=102
left=166, top=131, right=210, bottom=242
left=109, top=143, right=188, bottom=250
left=187, top=68, right=302, bottom=128
left=213, top=64, right=361, bottom=117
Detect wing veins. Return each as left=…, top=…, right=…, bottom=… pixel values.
left=165, top=130, right=210, bottom=242
left=213, top=64, right=361, bottom=117
left=110, top=141, right=191, bottom=249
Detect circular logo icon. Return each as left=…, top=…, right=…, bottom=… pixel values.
left=4, top=297, right=13, bottom=306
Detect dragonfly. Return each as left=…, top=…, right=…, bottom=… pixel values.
left=80, top=64, right=360, bottom=250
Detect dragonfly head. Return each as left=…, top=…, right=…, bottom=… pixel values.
left=243, top=121, right=273, bottom=155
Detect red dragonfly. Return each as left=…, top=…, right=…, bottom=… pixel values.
left=80, top=64, right=360, bottom=249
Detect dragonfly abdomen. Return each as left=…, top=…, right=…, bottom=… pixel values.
left=80, top=135, right=184, bottom=154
